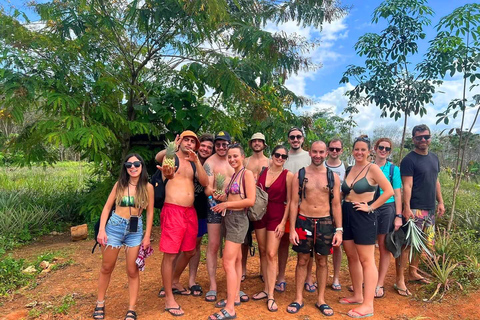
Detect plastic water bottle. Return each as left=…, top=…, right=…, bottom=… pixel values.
left=208, top=196, right=217, bottom=208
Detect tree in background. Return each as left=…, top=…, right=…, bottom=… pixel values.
left=418, top=3, right=480, bottom=230
left=340, top=0, right=437, bottom=160
left=0, top=0, right=348, bottom=171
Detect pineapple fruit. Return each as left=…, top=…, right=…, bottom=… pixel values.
left=214, top=173, right=226, bottom=196
left=162, top=139, right=176, bottom=168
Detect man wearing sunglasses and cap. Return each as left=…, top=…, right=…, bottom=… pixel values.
left=155, top=130, right=209, bottom=316
left=400, top=124, right=445, bottom=285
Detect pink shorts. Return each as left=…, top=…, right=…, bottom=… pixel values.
left=160, top=203, right=198, bottom=254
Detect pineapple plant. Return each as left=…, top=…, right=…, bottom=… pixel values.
left=214, top=173, right=226, bottom=196
left=162, top=139, right=177, bottom=168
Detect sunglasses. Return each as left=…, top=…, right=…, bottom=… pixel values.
left=125, top=161, right=141, bottom=168
left=329, top=147, right=342, bottom=152
left=215, top=142, right=229, bottom=148
left=289, top=135, right=303, bottom=140
left=273, top=153, right=288, bottom=160
left=228, top=143, right=241, bottom=149
left=377, top=146, right=392, bottom=152
left=355, top=136, right=370, bottom=143
left=414, top=135, right=431, bottom=141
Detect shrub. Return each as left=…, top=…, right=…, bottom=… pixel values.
left=0, top=255, right=33, bottom=296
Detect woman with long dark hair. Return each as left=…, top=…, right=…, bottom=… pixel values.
left=93, top=154, right=154, bottom=320
left=209, top=144, right=255, bottom=320
left=340, top=136, right=393, bottom=319
left=252, top=145, right=293, bottom=312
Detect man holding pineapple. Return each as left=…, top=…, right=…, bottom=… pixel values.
left=157, top=130, right=209, bottom=316
left=203, top=131, right=235, bottom=302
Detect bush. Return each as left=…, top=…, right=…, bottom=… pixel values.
left=0, top=255, right=33, bottom=296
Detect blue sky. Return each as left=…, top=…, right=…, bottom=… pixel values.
left=2, top=0, right=478, bottom=135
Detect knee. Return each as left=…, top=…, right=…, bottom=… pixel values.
left=208, top=241, right=220, bottom=252
left=184, top=250, right=196, bottom=259
left=316, top=257, right=327, bottom=268
left=100, top=262, right=115, bottom=275
left=223, top=258, right=235, bottom=271
left=266, top=250, right=277, bottom=262
left=126, top=265, right=139, bottom=279
left=297, top=256, right=309, bottom=267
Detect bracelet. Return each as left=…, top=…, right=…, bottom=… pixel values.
left=335, top=227, right=343, bottom=233
left=395, top=214, right=403, bottom=219
left=367, top=205, right=375, bottom=213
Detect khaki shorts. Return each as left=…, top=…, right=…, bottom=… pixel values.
left=223, top=210, right=249, bottom=244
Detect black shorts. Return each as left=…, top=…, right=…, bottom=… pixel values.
left=292, top=214, right=335, bottom=256
left=342, top=201, right=377, bottom=245
left=376, top=202, right=395, bottom=235
left=207, top=208, right=222, bottom=224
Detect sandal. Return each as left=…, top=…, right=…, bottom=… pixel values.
left=92, top=300, right=105, bottom=319
left=274, top=281, right=286, bottom=293
left=252, top=291, right=268, bottom=301
left=190, top=284, right=203, bottom=297
left=393, top=284, right=412, bottom=296
left=267, top=298, right=277, bottom=312
left=331, top=283, right=341, bottom=291
left=165, top=305, right=184, bottom=317
left=205, top=290, right=217, bottom=302
left=374, top=286, right=385, bottom=298
left=158, top=287, right=166, bottom=298
left=316, top=303, right=334, bottom=316
left=304, top=282, right=316, bottom=293
left=286, top=301, right=304, bottom=314
left=208, top=308, right=237, bottom=320
left=239, top=291, right=249, bottom=302
left=215, top=299, right=240, bottom=308
left=124, top=310, right=137, bottom=320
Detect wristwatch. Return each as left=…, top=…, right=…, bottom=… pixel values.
left=335, top=227, right=344, bottom=233
left=395, top=214, right=403, bottom=219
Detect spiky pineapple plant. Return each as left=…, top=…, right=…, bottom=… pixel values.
left=162, top=139, right=176, bottom=168
left=214, top=173, right=226, bottom=196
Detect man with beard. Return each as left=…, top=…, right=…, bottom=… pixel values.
left=156, top=131, right=209, bottom=316
left=287, top=141, right=342, bottom=316
left=202, top=131, right=238, bottom=302
left=275, top=127, right=314, bottom=294
left=324, top=138, right=346, bottom=291
left=399, top=125, right=445, bottom=286
left=157, top=134, right=215, bottom=298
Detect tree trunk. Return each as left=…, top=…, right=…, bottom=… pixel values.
left=399, top=112, right=408, bottom=161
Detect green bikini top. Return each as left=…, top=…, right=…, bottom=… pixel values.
left=120, top=196, right=135, bottom=207
left=341, top=165, right=377, bottom=195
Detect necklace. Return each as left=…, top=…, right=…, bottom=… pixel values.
left=129, top=182, right=137, bottom=187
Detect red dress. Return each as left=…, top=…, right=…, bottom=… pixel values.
left=253, top=169, right=288, bottom=231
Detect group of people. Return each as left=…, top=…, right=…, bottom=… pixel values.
left=93, top=124, right=444, bottom=320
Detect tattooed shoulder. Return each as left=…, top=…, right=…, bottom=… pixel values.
left=204, top=163, right=212, bottom=176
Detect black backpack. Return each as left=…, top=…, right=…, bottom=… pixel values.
left=150, top=155, right=196, bottom=209
left=298, top=167, right=335, bottom=216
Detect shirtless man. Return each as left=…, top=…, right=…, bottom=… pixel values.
left=324, top=138, right=346, bottom=291
left=156, top=130, right=208, bottom=316
left=203, top=131, right=235, bottom=302
left=287, top=141, right=342, bottom=316
left=242, top=132, right=270, bottom=281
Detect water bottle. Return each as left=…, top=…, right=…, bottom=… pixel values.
left=208, top=196, right=217, bottom=208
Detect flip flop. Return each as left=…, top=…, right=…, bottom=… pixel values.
left=158, top=287, right=166, bottom=298
left=239, top=291, right=249, bottom=302
left=286, top=302, right=304, bottom=314
left=347, top=309, right=374, bottom=318
left=274, top=281, right=286, bottom=293
left=205, top=290, right=217, bottom=302
left=189, top=284, right=203, bottom=297
left=215, top=299, right=240, bottom=308
left=208, top=308, right=237, bottom=320
left=331, top=283, right=341, bottom=291
left=172, top=288, right=191, bottom=295
left=409, top=277, right=430, bottom=284
left=393, top=284, right=412, bottom=296
left=252, top=291, right=268, bottom=301
left=241, top=274, right=246, bottom=282
left=339, top=298, right=361, bottom=305
left=374, top=286, right=385, bottom=298
left=165, top=305, right=184, bottom=317
left=316, top=303, right=334, bottom=317
left=267, top=298, right=278, bottom=312
left=304, top=282, right=316, bottom=292
left=124, top=310, right=137, bottom=320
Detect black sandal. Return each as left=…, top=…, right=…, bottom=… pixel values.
left=92, top=300, right=105, bottom=319
left=124, top=309, right=137, bottom=320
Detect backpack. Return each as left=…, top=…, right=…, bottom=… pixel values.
left=150, top=155, right=196, bottom=209
left=298, top=167, right=335, bottom=216
left=239, top=167, right=269, bottom=221
left=92, top=205, right=114, bottom=253
left=373, top=162, right=396, bottom=200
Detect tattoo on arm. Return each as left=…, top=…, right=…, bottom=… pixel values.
left=204, top=163, right=212, bottom=176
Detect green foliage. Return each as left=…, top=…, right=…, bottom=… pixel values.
left=0, top=255, right=32, bottom=296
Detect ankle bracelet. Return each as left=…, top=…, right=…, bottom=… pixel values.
left=97, top=300, right=105, bottom=304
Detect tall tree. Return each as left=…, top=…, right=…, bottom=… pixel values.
left=0, top=0, right=348, bottom=170
left=340, top=0, right=437, bottom=159
left=418, top=3, right=480, bottom=230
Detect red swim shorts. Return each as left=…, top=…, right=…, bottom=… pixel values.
left=160, top=203, right=198, bottom=254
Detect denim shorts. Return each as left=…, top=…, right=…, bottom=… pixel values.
left=105, top=212, right=143, bottom=248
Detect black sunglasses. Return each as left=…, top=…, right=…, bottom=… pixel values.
left=228, top=143, right=241, bottom=149
left=413, top=135, right=431, bottom=141
left=377, top=146, right=392, bottom=152
left=273, top=153, right=288, bottom=160
left=289, top=135, right=303, bottom=140
left=215, top=142, right=229, bottom=148
left=125, top=161, right=142, bottom=168
left=355, top=136, right=370, bottom=143
left=329, top=147, right=342, bottom=152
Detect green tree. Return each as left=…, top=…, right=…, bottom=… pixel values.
left=0, top=0, right=347, bottom=171
left=340, top=0, right=437, bottom=160
left=418, top=3, right=480, bottom=230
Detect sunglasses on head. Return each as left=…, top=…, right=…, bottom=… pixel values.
left=289, top=135, right=303, bottom=140
left=125, top=161, right=141, bottom=168
left=355, top=136, right=370, bottom=143
left=228, top=143, right=241, bottom=149
left=414, top=135, right=431, bottom=141
left=273, top=153, right=288, bottom=160
left=329, top=147, right=342, bottom=152
left=377, top=146, right=391, bottom=152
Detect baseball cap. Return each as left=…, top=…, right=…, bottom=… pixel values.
left=179, top=130, right=200, bottom=151
left=214, top=131, right=232, bottom=142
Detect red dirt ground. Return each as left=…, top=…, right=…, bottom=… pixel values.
left=1, top=227, right=478, bottom=320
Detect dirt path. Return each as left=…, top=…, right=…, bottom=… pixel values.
left=1, top=227, right=478, bottom=320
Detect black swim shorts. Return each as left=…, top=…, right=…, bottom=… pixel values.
left=292, top=214, right=335, bottom=256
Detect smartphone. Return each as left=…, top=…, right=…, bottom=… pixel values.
left=129, top=216, right=139, bottom=232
